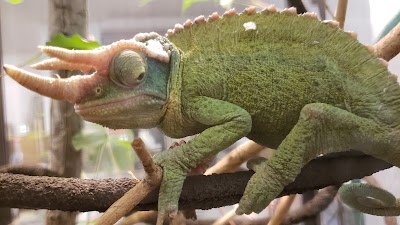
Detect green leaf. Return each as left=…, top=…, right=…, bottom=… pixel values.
left=46, top=33, right=101, bottom=50
left=110, top=139, right=134, bottom=171
left=72, top=125, right=108, bottom=151
left=109, top=130, right=134, bottom=170
left=182, top=0, right=209, bottom=13
left=6, top=0, right=23, bottom=4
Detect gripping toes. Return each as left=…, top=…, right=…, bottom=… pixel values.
left=153, top=152, right=187, bottom=219
left=237, top=161, right=282, bottom=214
left=237, top=103, right=389, bottom=215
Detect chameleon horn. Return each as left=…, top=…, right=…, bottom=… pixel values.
left=38, top=46, right=103, bottom=66
left=31, top=58, right=93, bottom=73
left=3, top=64, right=95, bottom=103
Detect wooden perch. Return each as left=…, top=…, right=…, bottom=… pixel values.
left=374, top=21, right=400, bottom=61
left=95, top=139, right=162, bottom=225
left=0, top=151, right=391, bottom=212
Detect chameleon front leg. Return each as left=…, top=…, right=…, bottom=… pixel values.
left=154, top=96, right=252, bottom=217
left=237, top=103, right=394, bottom=215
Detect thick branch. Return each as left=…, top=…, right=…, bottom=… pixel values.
left=374, top=21, right=400, bottom=61
left=95, top=139, right=162, bottom=225
left=0, top=151, right=391, bottom=212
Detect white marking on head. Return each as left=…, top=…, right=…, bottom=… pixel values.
left=145, top=39, right=170, bottom=62
left=243, top=21, right=257, bottom=31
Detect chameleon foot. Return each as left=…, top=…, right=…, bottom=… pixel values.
left=153, top=149, right=190, bottom=223
left=237, top=157, right=281, bottom=214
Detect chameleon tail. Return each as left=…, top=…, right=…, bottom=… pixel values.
left=339, top=183, right=400, bottom=216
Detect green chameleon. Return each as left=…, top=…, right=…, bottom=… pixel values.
left=4, top=6, right=400, bottom=218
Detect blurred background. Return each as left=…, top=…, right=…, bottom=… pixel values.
left=1, top=0, right=400, bottom=224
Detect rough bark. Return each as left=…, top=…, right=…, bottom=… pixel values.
left=47, top=0, right=87, bottom=224
left=0, top=151, right=392, bottom=212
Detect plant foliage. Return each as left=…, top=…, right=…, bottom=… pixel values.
left=46, top=33, right=101, bottom=50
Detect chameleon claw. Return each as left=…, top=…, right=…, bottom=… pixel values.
left=246, top=157, right=267, bottom=172
left=168, top=209, right=178, bottom=219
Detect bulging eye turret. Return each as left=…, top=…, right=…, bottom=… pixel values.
left=110, top=50, right=146, bottom=87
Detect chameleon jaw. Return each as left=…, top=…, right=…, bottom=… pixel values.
left=74, top=93, right=167, bottom=129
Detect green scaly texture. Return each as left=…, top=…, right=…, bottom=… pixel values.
left=167, top=11, right=400, bottom=147
left=155, top=10, right=400, bottom=216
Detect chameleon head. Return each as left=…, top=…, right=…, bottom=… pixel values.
left=3, top=33, right=172, bottom=129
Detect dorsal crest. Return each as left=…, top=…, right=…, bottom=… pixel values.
left=163, top=6, right=360, bottom=56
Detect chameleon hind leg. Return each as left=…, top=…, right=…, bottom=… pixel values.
left=237, top=103, right=398, bottom=215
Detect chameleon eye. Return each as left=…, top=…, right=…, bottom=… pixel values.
left=110, top=50, right=146, bottom=87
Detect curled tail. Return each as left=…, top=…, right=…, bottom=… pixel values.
left=339, top=183, right=400, bottom=216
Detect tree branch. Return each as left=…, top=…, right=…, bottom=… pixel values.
left=374, top=21, right=400, bottom=61
left=0, top=151, right=391, bottom=212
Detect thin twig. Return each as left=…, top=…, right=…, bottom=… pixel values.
left=374, top=22, right=400, bottom=61
left=205, top=140, right=265, bottom=175
left=267, top=195, right=296, bottom=225
left=117, top=211, right=158, bottom=225
left=212, top=205, right=238, bottom=225
left=335, top=0, right=348, bottom=29
left=95, top=138, right=162, bottom=225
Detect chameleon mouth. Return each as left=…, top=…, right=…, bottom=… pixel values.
left=74, top=93, right=166, bottom=120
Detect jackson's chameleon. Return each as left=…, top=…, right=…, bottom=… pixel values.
left=4, top=6, right=400, bottom=217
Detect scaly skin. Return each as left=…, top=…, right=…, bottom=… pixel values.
left=4, top=6, right=400, bottom=218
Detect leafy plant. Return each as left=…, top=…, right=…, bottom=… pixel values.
left=72, top=122, right=136, bottom=172
left=46, top=33, right=101, bottom=50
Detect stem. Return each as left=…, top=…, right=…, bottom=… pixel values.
left=335, top=0, right=348, bottom=29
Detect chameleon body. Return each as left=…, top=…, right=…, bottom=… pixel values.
left=4, top=6, right=400, bottom=217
